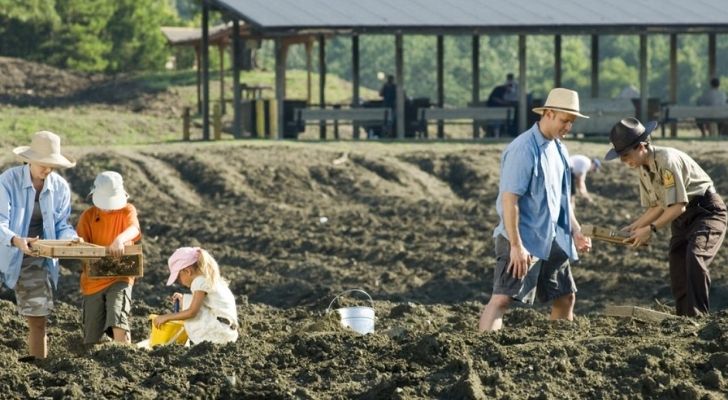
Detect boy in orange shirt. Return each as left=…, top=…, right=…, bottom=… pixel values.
left=76, top=171, right=141, bottom=345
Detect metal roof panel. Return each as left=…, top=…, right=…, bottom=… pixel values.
left=211, top=0, right=728, bottom=32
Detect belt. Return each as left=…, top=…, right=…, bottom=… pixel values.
left=216, top=316, right=237, bottom=330
left=688, top=186, right=718, bottom=207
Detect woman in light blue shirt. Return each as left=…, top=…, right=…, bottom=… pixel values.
left=0, top=131, right=77, bottom=360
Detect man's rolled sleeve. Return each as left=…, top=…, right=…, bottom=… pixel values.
left=499, top=147, right=534, bottom=197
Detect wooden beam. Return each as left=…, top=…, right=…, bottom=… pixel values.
left=554, top=35, right=562, bottom=88
left=639, top=34, right=648, bottom=122
left=472, top=35, right=480, bottom=138
left=518, top=34, right=527, bottom=133
left=232, top=19, right=242, bottom=138
left=318, top=35, right=327, bottom=139
left=352, top=34, right=360, bottom=139
left=305, top=40, right=312, bottom=105
left=195, top=46, right=201, bottom=115
left=604, top=305, right=674, bottom=323
left=669, top=33, right=677, bottom=138
left=201, top=2, right=210, bottom=140
left=219, top=45, right=225, bottom=115
left=395, top=34, right=405, bottom=139
left=708, top=33, right=717, bottom=80
left=274, top=38, right=287, bottom=139
left=437, top=35, right=444, bottom=139
left=591, top=34, right=599, bottom=98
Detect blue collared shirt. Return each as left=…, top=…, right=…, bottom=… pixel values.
left=493, top=123, right=577, bottom=261
left=0, top=165, right=77, bottom=289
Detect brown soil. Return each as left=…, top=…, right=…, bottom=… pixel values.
left=0, top=139, right=727, bottom=399
left=0, top=56, right=186, bottom=114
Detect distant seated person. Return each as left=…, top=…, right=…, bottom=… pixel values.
left=697, top=78, right=728, bottom=136
left=569, top=155, right=601, bottom=205
left=617, top=84, right=640, bottom=99
left=503, top=73, right=519, bottom=103
left=487, top=84, right=510, bottom=107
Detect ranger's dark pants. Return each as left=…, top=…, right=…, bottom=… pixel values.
left=669, top=190, right=727, bottom=316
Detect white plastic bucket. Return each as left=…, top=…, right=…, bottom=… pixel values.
left=326, top=289, right=376, bottom=335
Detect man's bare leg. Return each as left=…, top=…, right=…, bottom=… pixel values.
left=479, top=294, right=513, bottom=332
left=550, top=293, right=576, bottom=321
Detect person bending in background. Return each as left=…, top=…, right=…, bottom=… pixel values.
left=479, top=88, right=592, bottom=332
left=569, top=154, right=601, bottom=205
left=76, top=171, right=141, bottom=345
left=154, top=247, right=238, bottom=344
left=0, top=131, right=77, bottom=360
left=605, top=117, right=727, bottom=316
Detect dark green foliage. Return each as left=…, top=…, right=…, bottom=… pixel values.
left=1, top=0, right=181, bottom=73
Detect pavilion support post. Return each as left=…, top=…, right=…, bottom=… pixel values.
left=232, top=20, right=242, bottom=138
left=352, top=34, right=361, bottom=139
left=195, top=46, right=202, bottom=115
left=436, top=35, right=444, bottom=139
left=669, top=33, right=677, bottom=138
left=708, top=33, right=716, bottom=79
left=201, top=2, right=210, bottom=140
left=395, top=33, right=405, bottom=139
left=275, top=38, right=288, bottom=140
left=318, top=35, right=327, bottom=139
left=219, top=45, right=225, bottom=115
left=471, top=35, right=480, bottom=138
left=639, top=34, right=648, bottom=123
left=591, top=35, right=599, bottom=98
left=305, top=40, right=313, bottom=105
left=517, top=34, right=527, bottom=133
left=554, top=35, right=562, bottom=88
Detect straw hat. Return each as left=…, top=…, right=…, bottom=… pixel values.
left=89, top=171, right=129, bottom=211
left=605, top=117, right=657, bottom=161
left=12, top=131, right=76, bottom=168
left=532, top=88, right=589, bottom=119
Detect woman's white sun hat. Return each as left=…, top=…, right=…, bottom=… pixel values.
left=12, top=131, right=76, bottom=168
left=90, top=171, right=129, bottom=211
left=532, top=88, right=590, bottom=119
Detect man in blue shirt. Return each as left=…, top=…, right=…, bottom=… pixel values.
left=479, top=88, right=592, bottom=331
left=0, top=131, right=77, bottom=360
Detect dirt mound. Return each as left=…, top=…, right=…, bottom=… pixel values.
left=0, top=57, right=184, bottom=114
left=1, top=140, right=727, bottom=398
left=0, top=56, right=96, bottom=102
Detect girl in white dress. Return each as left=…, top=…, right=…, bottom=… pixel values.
left=153, top=247, right=238, bottom=344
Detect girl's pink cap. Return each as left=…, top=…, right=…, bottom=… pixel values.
left=167, top=247, right=200, bottom=285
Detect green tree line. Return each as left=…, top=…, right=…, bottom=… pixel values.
left=1, top=0, right=725, bottom=106
left=0, top=0, right=184, bottom=72
left=268, top=33, right=727, bottom=106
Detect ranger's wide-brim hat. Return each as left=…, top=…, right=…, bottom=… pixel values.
left=532, top=88, right=589, bottom=119
left=605, top=117, right=657, bottom=161
left=12, top=131, right=76, bottom=168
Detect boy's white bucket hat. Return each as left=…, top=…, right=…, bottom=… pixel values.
left=90, top=171, right=128, bottom=210
left=532, top=88, right=590, bottom=119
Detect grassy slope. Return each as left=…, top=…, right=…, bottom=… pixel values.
left=0, top=68, right=379, bottom=148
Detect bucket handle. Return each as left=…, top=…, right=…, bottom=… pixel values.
left=326, top=289, right=374, bottom=314
left=165, top=325, right=187, bottom=345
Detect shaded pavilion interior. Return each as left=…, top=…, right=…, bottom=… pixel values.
left=185, top=0, right=728, bottom=140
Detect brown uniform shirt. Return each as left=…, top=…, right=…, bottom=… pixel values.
left=639, top=146, right=713, bottom=209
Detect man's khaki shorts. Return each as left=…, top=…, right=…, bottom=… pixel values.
left=14, top=260, right=54, bottom=317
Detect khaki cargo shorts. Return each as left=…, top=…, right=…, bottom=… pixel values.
left=14, top=259, right=54, bottom=317
left=82, top=282, right=132, bottom=344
